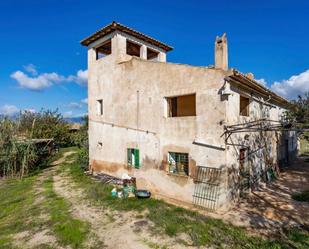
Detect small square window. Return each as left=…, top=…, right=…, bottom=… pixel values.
left=97, top=99, right=103, bottom=116
left=127, top=148, right=140, bottom=169
left=168, top=152, right=189, bottom=176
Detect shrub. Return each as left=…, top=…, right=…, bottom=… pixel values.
left=292, top=191, right=309, bottom=202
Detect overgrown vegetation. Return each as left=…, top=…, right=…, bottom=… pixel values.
left=18, top=109, right=72, bottom=147
left=285, top=92, right=309, bottom=142
left=0, top=110, right=87, bottom=178
left=0, top=119, right=38, bottom=178
left=73, top=115, right=89, bottom=171
left=60, top=148, right=309, bottom=249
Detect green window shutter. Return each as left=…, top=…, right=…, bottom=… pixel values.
left=127, top=148, right=132, bottom=165
left=134, top=149, right=140, bottom=169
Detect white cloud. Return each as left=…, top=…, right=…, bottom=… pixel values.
left=270, top=69, right=309, bottom=99
left=11, top=67, right=88, bottom=91
left=23, top=64, right=38, bottom=76
left=67, top=102, right=82, bottom=109
left=255, top=78, right=267, bottom=86
left=0, top=104, right=19, bottom=116
left=81, top=98, right=88, bottom=104
left=11, top=71, right=65, bottom=91
left=68, top=69, right=88, bottom=86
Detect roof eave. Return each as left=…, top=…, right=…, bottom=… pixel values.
left=226, top=69, right=290, bottom=107
left=80, top=21, right=173, bottom=52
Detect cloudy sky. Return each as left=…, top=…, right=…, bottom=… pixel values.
left=0, top=0, right=308, bottom=117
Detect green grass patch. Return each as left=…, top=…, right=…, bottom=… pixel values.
left=143, top=239, right=169, bottom=249
left=292, top=190, right=309, bottom=202
left=57, top=147, right=309, bottom=249
left=42, top=176, right=89, bottom=249
left=0, top=175, right=39, bottom=249
left=300, top=139, right=309, bottom=157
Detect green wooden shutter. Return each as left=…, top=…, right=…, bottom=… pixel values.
left=134, top=149, right=140, bottom=168
left=127, top=148, right=132, bottom=165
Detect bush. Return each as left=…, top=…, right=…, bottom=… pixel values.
left=77, top=148, right=89, bottom=171
left=292, top=191, right=309, bottom=202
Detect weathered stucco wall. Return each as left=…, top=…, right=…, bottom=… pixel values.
left=88, top=47, right=228, bottom=204
left=87, top=34, right=297, bottom=208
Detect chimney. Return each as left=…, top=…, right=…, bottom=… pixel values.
left=215, top=33, right=228, bottom=70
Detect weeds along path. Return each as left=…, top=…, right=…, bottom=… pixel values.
left=1, top=150, right=105, bottom=249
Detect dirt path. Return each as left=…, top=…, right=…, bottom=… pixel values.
left=13, top=168, right=64, bottom=249
left=50, top=151, right=76, bottom=166
left=221, top=158, right=309, bottom=235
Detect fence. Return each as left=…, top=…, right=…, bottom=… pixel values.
left=193, top=166, right=222, bottom=211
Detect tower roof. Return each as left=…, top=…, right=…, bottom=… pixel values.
left=80, top=21, right=173, bottom=52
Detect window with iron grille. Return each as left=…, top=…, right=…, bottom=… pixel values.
left=127, top=148, right=140, bottom=169
left=168, top=152, right=189, bottom=176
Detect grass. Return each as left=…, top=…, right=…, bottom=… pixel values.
left=61, top=148, right=309, bottom=249
left=0, top=175, right=41, bottom=249
left=300, top=139, right=309, bottom=157
left=292, top=190, right=309, bottom=202
left=42, top=176, right=90, bottom=249
left=143, top=239, right=169, bottom=249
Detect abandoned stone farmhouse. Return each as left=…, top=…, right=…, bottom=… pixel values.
left=81, top=21, right=297, bottom=210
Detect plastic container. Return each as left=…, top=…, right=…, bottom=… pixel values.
left=135, top=190, right=151, bottom=199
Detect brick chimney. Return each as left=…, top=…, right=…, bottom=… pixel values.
left=215, top=33, right=228, bottom=70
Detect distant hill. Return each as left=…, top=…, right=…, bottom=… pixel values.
left=1, top=113, right=86, bottom=124
left=64, top=117, right=85, bottom=124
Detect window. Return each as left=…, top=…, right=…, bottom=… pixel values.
left=168, top=152, right=189, bottom=176
left=240, top=96, right=249, bottom=116
left=96, top=39, right=111, bottom=60
left=126, top=40, right=141, bottom=57
left=127, top=148, right=140, bottom=168
left=147, top=47, right=159, bottom=61
left=166, top=94, right=196, bottom=117
left=97, top=99, right=103, bottom=116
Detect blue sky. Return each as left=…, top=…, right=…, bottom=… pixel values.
left=0, top=0, right=308, bottom=116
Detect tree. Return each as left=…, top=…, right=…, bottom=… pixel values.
left=18, top=109, right=72, bottom=146
left=286, top=92, right=309, bottom=140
